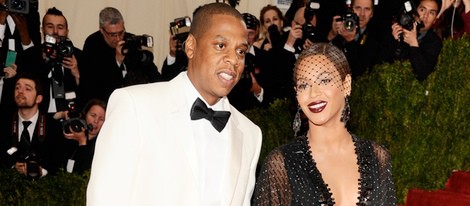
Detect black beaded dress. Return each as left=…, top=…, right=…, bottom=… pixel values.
left=253, top=135, right=397, bottom=206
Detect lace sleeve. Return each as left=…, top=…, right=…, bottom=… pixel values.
left=372, top=142, right=397, bottom=205
left=252, top=148, right=292, bottom=206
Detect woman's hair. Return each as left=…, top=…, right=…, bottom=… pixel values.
left=259, top=4, right=284, bottom=26
left=82, top=99, right=107, bottom=116
left=293, top=43, right=351, bottom=83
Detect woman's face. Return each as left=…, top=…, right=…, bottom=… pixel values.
left=295, top=55, right=350, bottom=127
left=262, top=9, right=283, bottom=32
left=86, top=105, right=106, bottom=137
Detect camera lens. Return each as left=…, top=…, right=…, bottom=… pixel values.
left=12, top=0, right=25, bottom=10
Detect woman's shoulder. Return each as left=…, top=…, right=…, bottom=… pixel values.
left=353, top=134, right=392, bottom=162
left=264, top=138, right=304, bottom=160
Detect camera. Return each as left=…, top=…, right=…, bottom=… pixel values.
left=395, top=1, right=423, bottom=32
left=43, top=34, right=75, bottom=64
left=302, top=0, right=320, bottom=42
left=335, top=0, right=359, bottom=32
left=22, top=151, right=41, bottom=180
left=121, top=34, right=154, bottom=64
left=62, top=93, right=91, bottom=134
left=169, top=16, right=191, bottom=42
left=0, top=0, right=30, bottom=14
left=340, top=10, right=359, bottom=32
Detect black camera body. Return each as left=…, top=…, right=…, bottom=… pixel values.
left=0, top=0, right=30, bottom=14
left=121, top=34, right=154, bottom=64
left=303, top=0, right=321, bottom=42
left=170, top=16, right=191, bottom=42
left=341, top=9, right=359, bottom=32
left=43, top=34, right=74, bottom=64
left=62, top=96, right=91, bottom=134
left=22, top=151, right=41, bottom=180
left=396, top=1, right=424, bottom=32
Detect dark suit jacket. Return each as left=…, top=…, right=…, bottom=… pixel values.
left=382, top=29, right=443, bottom=81
left=80, top=31, right=161, bottom=104
left=331, top=27, right=384, bottom=79
left=0, top=112, right=61, bottom=174
left=161, top=51, right=188, bottom=81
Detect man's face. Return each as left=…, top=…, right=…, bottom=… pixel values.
left=186, top=14, right=248, bottom=105
left=100, top=21, right=125, bottom=48
left=353, top=0, right=373, bottom=29
left=247, top=28, right=257, bottom=46
left=42, top=14, right=68, bottom=38
left=15, top=78, right=42, bottom=109
left=417, top=0, right=438, bottom=31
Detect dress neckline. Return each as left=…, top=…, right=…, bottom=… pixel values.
left=299, top=134, right=372, bottom=205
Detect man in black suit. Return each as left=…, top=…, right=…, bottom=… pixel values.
left=0, top=0, right=41, bottom=120
left=79, top=7, right=162, bottom=104
left=0, top=73, right=61, bottom=179
left=328, top=0, right=382, bottom=79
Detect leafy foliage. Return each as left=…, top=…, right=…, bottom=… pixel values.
left=0, top=169, right=89, bottom=205
left=349, top=36, right=470, bottom=203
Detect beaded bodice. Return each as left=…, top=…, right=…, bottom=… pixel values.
left=253, top=135, right=396, bottom=206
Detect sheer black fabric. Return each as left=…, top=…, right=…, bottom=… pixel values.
left=253, top=135, right=397, bottom=206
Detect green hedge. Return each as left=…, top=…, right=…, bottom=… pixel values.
left=349, top=36, right=470, bottom=203
left=0, top=37, right=468, bottom=204
left=0, top=169, right=88, bottom=205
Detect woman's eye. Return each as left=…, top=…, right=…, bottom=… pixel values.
left=297, top=83, right=309, bottom=90
left=320, top=78, right=332, bottom=85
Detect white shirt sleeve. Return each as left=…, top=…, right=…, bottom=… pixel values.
left=166, top=54, right=176, bottom=65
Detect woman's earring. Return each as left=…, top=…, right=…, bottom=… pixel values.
left=340, top=95, right=350, bottom=124
left=293, top=106, right=302, bottom=136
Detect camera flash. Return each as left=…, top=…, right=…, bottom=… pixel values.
left=7, top=147, right=17, bottom=155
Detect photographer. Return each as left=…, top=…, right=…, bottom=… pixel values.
left=35, top=7, right=82, bottom=113
left=80, top=7, right=162, bottom=105
left=227, top=12, right=267, bottom=111
left=0, top=73, right=61, bottom=179
left=59, top=98, right=106, bottom=174
left=161, top=16, right=191, bottom=81
left=16, top=8, right=85, bottom=159
left=0, top=0, right=41, bottom=118
left=384, top=0, right=443, bottom=81
left=328, top=0, right=382, bottom=79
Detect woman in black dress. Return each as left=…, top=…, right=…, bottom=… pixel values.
left=253, top=43, right=397, bottom=205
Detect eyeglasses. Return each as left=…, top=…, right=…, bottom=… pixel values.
left=102, top=29, right=125, bottom=38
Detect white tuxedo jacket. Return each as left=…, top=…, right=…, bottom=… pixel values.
left=87, top=73, right=262, bottom=206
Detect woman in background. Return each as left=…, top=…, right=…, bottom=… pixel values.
left=63, top=99, right=106, bottom=173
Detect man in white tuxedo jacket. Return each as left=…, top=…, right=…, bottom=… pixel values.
left=86, top=3, right=262, bottom=206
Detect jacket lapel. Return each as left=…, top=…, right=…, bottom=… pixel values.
left=166, top=74, right=201, bottom=189
left=225, top=106, right=245, bottom=205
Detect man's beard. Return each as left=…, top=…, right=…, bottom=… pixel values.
left=15, top=97, right=37, bottom=109
left=17, top=103, right=35, bottom=109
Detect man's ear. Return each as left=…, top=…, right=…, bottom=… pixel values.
left=185, top=34, right=196, bottom=59
left=36, top=94, right=43, bottom=104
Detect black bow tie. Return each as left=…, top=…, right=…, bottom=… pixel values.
left=190, top=98, right=231, bottom=132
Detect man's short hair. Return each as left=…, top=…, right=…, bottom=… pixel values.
left=189, top=3, right=244, bottom=39
left=99, top=7, right=124, bottom=28
left=422, top=0, right=442, bottom=14
left=42, top=7, right=68, bottom=29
